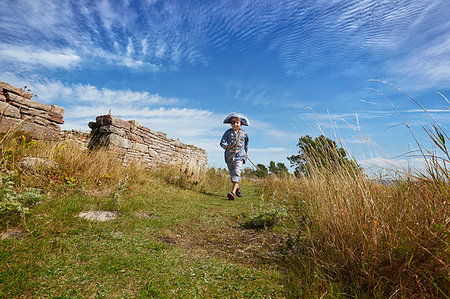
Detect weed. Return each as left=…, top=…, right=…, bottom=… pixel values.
left=0, top=169, right=44, bottom=226
left=241, top=197, right=287, bottom=229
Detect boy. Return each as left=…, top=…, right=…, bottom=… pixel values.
left=220, top=112, right=249, bottom=200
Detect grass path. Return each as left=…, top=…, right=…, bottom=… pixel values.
left=1, top=181, right=289, bottom=298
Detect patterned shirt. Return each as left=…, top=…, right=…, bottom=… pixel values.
left=220, top=128, right=249, bottom=163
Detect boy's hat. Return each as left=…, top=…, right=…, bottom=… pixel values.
left=223, top=112, right=250, bottom=126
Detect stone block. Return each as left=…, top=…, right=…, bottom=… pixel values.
left=24, top=122, right=59, bottom=141
left=33, top=116, right=50, bottom=126
left=0, top=81, right=33, bottom=99
left=128, top=120, right=142, bottom=128
left=99, top=125, right=125, bottom=136
left=0, top=117, right=59, bottom=141
left=20, top=108, right=49, bottom=119
left=49, top=105, right=64, bottom=117
left=0, top=101, right=20, bottom=118
left=4, top=92, right=49, bottom=111
left=96, top=115, right=131, bottom=130
left=88, top=121, right=99, bottom=129
left=101, top=134, right=132, bottom=149
left=0, top=117, right=20, bottom=134
left=125, top=131, right=143, bottom=143
left=132, top=142, right=148, bottom=153
left=148, top=148, right=158, bottom=157
left=48, top=112, right=64, bottom=124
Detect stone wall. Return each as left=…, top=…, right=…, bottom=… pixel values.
left=88, top=114, right=208, bottom=169
left=59, top=130, right=91, bottom=149
left=0, top=82, right=208, bottom=170
left=0, top=81, right=64, bottom=141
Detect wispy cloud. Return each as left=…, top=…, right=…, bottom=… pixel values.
left=0, top=44, right=81, bottom=68
left=362, top=157, right=428, bottom=177
left=389, top=35, right=450, bottom=89
left=0, top=0, right=448, bottom=82
left=22, top=79, right=223, bottom=143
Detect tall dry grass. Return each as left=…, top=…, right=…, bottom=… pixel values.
left=257, top=92, right=449, bottom=297
left=0, top=131, right=148, bottom=193
left=260, top=171, right=448, bottom=297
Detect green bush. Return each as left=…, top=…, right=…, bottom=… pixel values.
left=0, top=169, right=44, bottom=224
left=241, top=201, right=287, bottom=229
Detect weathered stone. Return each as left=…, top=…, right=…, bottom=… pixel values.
left=125, top=131, right=143, bottom=143
left=18, top=157, right=57, bottom=170
left=78, top=211, right=118, bottom=222
left=0, top=117, right=21, bottom=133
left=132, top=142, right=148, bottom=153
left=48, top=112, right=64, bottom=124
left=0, top=94, right=5, bottom=102
left=4, top=92, right=49, bottom=111
left=99, top=125, right=125, bottom=136
left=49, top=105, right=64, bottom=117
left=24, top=122, right=59, bottom=141
left=128, top=120, right=142, bottom=128
left=33, top=116, right=50, bottom=126
left=19, top=108, right=49, bottom=119
left=96, top=115, right=131, bottom=130
left=0, top=117, right=59, bottom=141
left=148, top=148, right=158, bottom=157
left=0, top=81, right=33, bottom=99
left=1, top=228, right=23, bottom=240
left=0, top=101, right=20, bottom=118
left=88, top=121, right=99, bottom=129
left=100, top=134, right=132, bottom=149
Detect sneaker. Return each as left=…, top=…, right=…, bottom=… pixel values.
left=227, top=192, right=235, bottom=200
left=236, top=188, right=242, bottom=197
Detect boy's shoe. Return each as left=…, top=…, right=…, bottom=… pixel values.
left=236, top=188, right=242, bottom=197
left=227, top=192, right=235, bottom=200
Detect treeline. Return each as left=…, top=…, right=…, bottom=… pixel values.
left=245, top=134, right=360, bottom=178
left=244, top=161, right=289, bottom=177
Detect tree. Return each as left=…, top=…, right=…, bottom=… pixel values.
left=276, top=162, right=289, bottom=175
left=269, top=161, right=289, bottom=176
left=287, top=135, right=360, bottom=176
left=269, top=161, right=279, bottom=175
left=254, top=163, right=269, bottom=178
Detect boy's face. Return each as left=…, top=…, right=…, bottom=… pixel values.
left=231, top=117, right=241, bottom=131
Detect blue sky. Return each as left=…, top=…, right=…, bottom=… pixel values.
left=1, top=0, right=449, bottom=175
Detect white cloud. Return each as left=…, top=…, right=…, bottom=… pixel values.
left=0, top=44, right=81, bottom=68
left=29, top=81, right=179, bottom=106
left=361, top=157, right=429, bottom=177
left=389, top=35, right=450, bottom=89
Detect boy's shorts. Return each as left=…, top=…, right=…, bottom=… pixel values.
left=226, top=159, right=243, bottom=183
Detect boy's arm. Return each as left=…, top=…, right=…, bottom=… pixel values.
left=220, top=131, right=229, bottom=150
left=244, top=134, right=249, bottom=153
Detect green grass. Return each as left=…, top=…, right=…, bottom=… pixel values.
left=1, top=179, right=287, bottom=298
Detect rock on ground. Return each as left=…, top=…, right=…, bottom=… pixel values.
left=78, top=211, right=118, bottom=222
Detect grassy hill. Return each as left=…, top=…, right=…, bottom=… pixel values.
left=1, top=131, right=448, bottom=298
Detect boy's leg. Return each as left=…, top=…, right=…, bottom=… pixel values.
left=229, top=160, right=243, bottom=189
left=226, top=160, right=243, bottom=199
left=232, top=182, right=239, bottom=194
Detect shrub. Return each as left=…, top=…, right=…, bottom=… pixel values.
left=241, top=198, right=287, bottom=229
left=0, top=169, right=44, bottom=225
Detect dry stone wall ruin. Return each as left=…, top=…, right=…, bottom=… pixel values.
left=0, top=82, right=208, bottom=169
left=0, top=81, right=64, bottom=141
left=88, top=115, right=208, bottom=169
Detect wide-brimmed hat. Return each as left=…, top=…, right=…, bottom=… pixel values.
left=223, top=112, right=250, bottom=126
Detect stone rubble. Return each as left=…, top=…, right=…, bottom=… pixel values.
left=0, top=81, right=64, bottom=141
